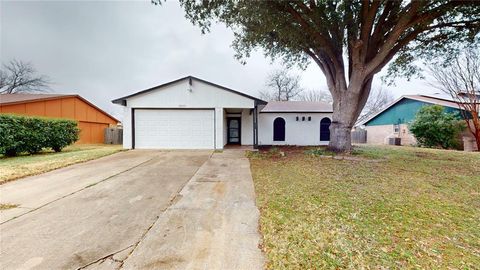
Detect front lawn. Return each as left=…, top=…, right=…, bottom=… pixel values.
left=249, top=146, right=480, bottom=269
left=0, top=144, right=123, bottom=184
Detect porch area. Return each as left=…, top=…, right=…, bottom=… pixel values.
left=221, top=107, right=259, bottom=149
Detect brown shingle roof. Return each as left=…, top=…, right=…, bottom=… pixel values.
left=0, top=93, right=74, bottom=105
left=261, top=101, right=333, bottom=113
left=404, top=95, right=460, bottom=109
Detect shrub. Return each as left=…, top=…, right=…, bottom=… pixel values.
left=24, top=117, right=48, bottom=154
left=410, top=105, right=465, bottom=149
left=46, top=119, right=80, bottom=152
left=0, top=114, right=79, bottom=156
left=0, top=114, right=27, bottom=156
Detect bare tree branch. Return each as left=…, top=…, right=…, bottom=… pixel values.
left=298, top=89, right=332, bottom=103
left=429, top=47, right=480, bottom=150
left=0, top=60, right=51, bottom=94
left=357, top=86, right=394, bottom=124
left=260, top=69, right=303, bottom=101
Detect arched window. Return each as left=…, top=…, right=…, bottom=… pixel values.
left=273, top=117, right=285, bottom=141
left=320, top=118, right=331, bottom=141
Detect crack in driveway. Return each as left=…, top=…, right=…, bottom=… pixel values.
left=0, top=150, right=264, bottom=270
left=75, top=152, right=213, bottom=270
left=118, top=150, right=265, bottom=270
left=116, top=152, right=213, bottom=269
left=0, top=157, right=156, bottom=225
left=77, top=245, right=134, bottom=270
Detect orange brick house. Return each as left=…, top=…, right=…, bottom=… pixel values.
left=0, top=94, right=119, bottom=144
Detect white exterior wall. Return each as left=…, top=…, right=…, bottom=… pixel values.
left=122, top=107, right=132, bottom=149
left=365, top=124, right=416, bottom=145
left=126, top=80, right=255, bottom=109
left=398, top=124, right=416, bottom=145
left=120, top=79, right=255, bottom=149
left=365, top=125, right=394, bottom=144
left=223, top=111, right=228, bottom=146
left=215, top=108, right=224, bottom=149
left=258, top=113, right=332, bottom=146
left=241, top=109, right=253, bottom=145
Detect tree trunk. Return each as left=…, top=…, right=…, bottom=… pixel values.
left=328, top=95, right=357, bottom=153
left=327, top=77, right=373, bottom=153
left=329, top=120, right=353, bottom=152
left=474, top=127, right=480, bottom=151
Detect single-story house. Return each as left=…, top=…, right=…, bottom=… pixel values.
left=0, top=93, right=119, bottom=144
left=359, top=95, right=470, bottom=146
left=112, top=76, right=333, bottom=149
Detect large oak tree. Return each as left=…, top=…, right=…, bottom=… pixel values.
left=155, top=0, right=480, bottom=152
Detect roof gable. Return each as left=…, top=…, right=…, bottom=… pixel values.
left=112, top=76, right=266, bottom=106
left=360, top=95, right=461, bottom=126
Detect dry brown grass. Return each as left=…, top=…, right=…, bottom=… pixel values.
left=0, top=203, right=18, bottom=210
left=0, top=144, right=123, bottom=184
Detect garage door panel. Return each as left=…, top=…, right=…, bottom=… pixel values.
left=134, top=109, right=214, bottom=149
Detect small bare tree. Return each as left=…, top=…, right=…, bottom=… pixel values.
left=429, top=48, right=480, bottom=150
left=259, top=69, right=303, bottom=101
left=299, top=89, right=332, bottom=103
left=357, top=87, right=394, bottom=124
left=0, top=60, right=50, bottom=94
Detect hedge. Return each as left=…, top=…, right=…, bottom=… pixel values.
left=0, top=114, right=80, bottom=156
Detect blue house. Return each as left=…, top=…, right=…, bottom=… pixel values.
left=360, top=95, right=463, bottom=145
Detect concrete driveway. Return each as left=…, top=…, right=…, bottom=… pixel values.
left=0, top=150, right=264, bottom=270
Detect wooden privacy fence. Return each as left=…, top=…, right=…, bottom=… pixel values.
left=351, top=129, right=367, bottom=144
left=104, top=128, right=123, bottom=144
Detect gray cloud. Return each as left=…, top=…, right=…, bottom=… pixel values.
left=1, top=0, right=435, bottom=121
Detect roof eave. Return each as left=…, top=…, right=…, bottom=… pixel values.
left=260, top=110, right=333, bottom=113
left=111, top=98, right=126, bottom=106
left=1, top=94, right=120, bottom=123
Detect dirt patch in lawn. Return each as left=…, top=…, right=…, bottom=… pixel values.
left=250, top=145, right=386, bottom=162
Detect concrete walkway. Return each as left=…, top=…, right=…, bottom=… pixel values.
left=0, top=150, right=264, bottom=270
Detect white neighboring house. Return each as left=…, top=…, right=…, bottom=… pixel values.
left=112, top=76, right=333, bottom=149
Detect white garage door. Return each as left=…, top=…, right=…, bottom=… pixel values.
left=134, top=109, right=215, bottom=149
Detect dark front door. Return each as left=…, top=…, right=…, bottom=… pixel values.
left=227, top=117, right=241, bottom=144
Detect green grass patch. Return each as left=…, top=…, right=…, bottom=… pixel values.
left=0, top=144, right=123, bottom=184
left=304, top=147, right=336, bottom=156
left=250, top=145, right=480, bottom=269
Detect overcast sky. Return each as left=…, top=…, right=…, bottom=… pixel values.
left=1, top=0, right=439, bottom=120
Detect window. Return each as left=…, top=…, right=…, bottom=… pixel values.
left=394, top=124, right=400, bottom=133
left=320, top=118, right=331, bottom=141
left=273, top=117, right=286, bottom=141
left=308, top=116, right=311, bottom=121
